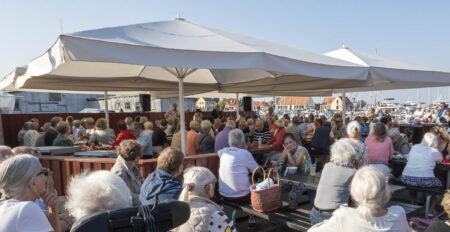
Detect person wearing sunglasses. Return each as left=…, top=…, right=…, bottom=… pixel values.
left=0, top=154, right=59, bottom=232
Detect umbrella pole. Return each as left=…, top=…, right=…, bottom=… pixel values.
left=104, top=91, right=109, bottom=128
left=341, top=89, right=346, bottom=124
left=236, top=93, right=240, bottom=120
left=179, top=77, right=186, bottom=155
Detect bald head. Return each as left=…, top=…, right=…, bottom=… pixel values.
left=255, top=119, right=264, bottom=132
left=12, top=146, right=39, bottom=156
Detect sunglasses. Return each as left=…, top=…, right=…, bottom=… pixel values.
left=36, top=168, right=49, bottom=177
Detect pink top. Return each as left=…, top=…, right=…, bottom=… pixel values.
left=364, top=135, right=393, bottom=164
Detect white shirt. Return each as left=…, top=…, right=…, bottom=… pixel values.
left=402, top=144, right=442, bottom=178
left=0, top=199, right=53, bottom=232
left=218, top=147, right=258, bottom=198
left=308, top=206, right=411, bottom=232
left=413, top=110, right=424, bottom=118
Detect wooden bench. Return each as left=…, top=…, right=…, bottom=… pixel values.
left=221, top=200, right=312, bottom=231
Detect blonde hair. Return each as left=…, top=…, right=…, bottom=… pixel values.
left=178, top=167, right=217, bottom=202
left=430, top=126, right=450, bottom=142
left=442, top=190, right=450, bottom=215
left=116, top=140, right=142, bottom=161
left=143, top=121, right=153, bottom=130
left=157, top=148, right=184, bottom=175
left=421, top=132, right=438, bottom=149
left=350, top=166, right=390, bottom=223
left=346, top=121, right=361, bottom=138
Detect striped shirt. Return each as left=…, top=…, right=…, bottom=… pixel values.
left=250, top=129, right=273, bottom=144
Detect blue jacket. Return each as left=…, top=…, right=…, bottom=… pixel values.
left=139, top=168, right=182, bottom=205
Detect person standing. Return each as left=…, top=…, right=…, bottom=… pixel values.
left=165, top=102, right=180, bottom=120
left=211, top=104, right=223, bottom=119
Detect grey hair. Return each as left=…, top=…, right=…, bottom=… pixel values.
left=43, top=122, right=51, bottom=132
left=330, top=138, right=357, bottom=166
left=228, top=129, right=245, bottom=147
left=346, top=121, right=361, bottom=138
left=350, top=166, right=391, bottom=223
left=200, top=120, right=212, bottom=132
left=421, top=132, right=438, bottom=149
left=388, top=128, right=401, bottom=138
left=0, top=154, right=41, bottom=199
left=225, top=120, right=236, bottom=129
left=124, top=117, right=133, bottom=126
left=189, top=120, right=200, bottom=130
left=73, top=120, right=81, bottom=127
left=65, top=170, right=132, bottom=220
left=179, top=167, right=217, bottom=202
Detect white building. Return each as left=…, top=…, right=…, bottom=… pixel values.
left=195, top=97, right=217, bottom=111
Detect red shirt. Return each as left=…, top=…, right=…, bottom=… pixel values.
left=111, top=129, right=136, bottom=148
left=268, top=127, right=286, bottom=152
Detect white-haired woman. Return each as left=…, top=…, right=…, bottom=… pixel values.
left=347, top=121, right=369, bottom=168
left=0, top=154, right=59, bottom=232
left=198, top=120, right=215, bottom=154
left=177, top=167, right=223, bottom=232
left=401, top=132, right=443, bottom=215
left=388, top=128, right=410, bottom=155
left=310, top=139, right=357, bottom=225
left=65, top=170, right=132, bottom=221
left=309, top=166, right=411, bottom=232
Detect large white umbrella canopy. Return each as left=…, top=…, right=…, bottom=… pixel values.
left=7, top=18, right=371, bottom=153
left=325, top=47, right=450, bottom=93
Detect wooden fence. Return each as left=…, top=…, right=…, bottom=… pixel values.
left=39, top=153, right=219, bottom=196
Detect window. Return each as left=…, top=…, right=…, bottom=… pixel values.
left=135, top=102, right=140, bottom=107
left=14, top=99, right=20, bottom=111
left=114, top=102, right=121, bottom=110
left=125, top=102, right=131, bottom=109
left=48, top=93, right=61, bottom=102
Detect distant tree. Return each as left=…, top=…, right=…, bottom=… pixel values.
left=219, top=99, right=227, bottom=107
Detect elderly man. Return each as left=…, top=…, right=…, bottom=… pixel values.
left=44, top=117, right=62, bottom=146
left=388, top=128, right=410, bottom=155
left=211, top=104, right=223, bottom=119
left=35, top=123, right=51, bottom=147
left=249, top=119, right=272, bottom=144
left=165, top=102, right=179, bottom=120
left=413, top=106, right=424, bottom=119
left=131, top=122, right=153, bottom=158
left=437, top=102, right=448, bottom=119
left=268, top=119, right=286, bottom=152
left=214, top=120, right=236, bottom=152
left=213, top=118, right=224, bottom=134
left=218, top=129, right=258, bottom=229
left=152, top=120, right=169, bottom=154
left=330, top=117, right=346, bottom=141
left=238, top=120, right=250, bottom=142
left=186, top=120, right=200, bottom=155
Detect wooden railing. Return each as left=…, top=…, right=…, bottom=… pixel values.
left=39, top=153, right=219, bottom=195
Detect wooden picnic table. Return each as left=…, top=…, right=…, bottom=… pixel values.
left=222, top=200, right=312, bottom=231
left=247, top=143, right=275, bottom=154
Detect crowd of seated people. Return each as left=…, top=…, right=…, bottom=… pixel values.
left=4, top=104, right=450, bottom=232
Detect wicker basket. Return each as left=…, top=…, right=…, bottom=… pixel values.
left=250, top=166, right=281, bottom=213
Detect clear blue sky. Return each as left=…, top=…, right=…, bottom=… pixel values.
left=1, top=0, right=449, bottom=104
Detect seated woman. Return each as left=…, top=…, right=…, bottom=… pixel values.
left=111, top=140, right=144, bottom=206
left=198, top=120, right=215, bottom=154
left=52, top=122, right=74, bottom=146
left=424, top=190, right=450, bottom=232
left=401, top=132, right=443, bottom=215
left=309, top=166, right=411, bottom=232
left=430, top=126, right=450, bottom=160
left=177, top=166, right=222, bottom=232
left=277, top=133, right=311, bottom=169
left=0, top=154, right=59, bottom=232
left=364, top=122, right=393, bottom=178
left=346, top=121, right=369, bottom=168
left=388, top=128, right=410, bottom=155
left=65, top=170, right=132, bottom=220
left=310, top=139, right=357, bottom=225
left=139, top=147, right=184, bottom=205
left=89, top=118, right=116, bottom=145
left=111, top=120, right=136, bottom=148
